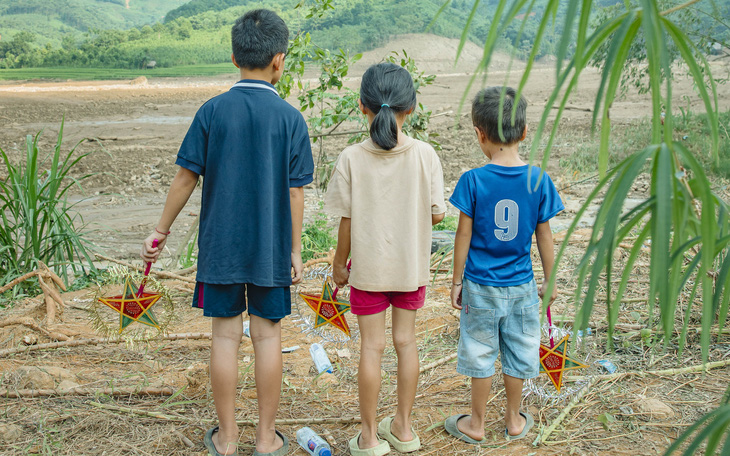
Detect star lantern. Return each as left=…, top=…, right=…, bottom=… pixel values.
left=539, top=335, right=588, bottom=392
left=299, top=280, right=351, bottom=336
left=98, top=277, right=162, bottom=333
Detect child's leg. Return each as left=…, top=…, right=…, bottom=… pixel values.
left=456, top=376, right=492, bottom=440
left=503, top=374, right=527, bottom=435
left=249, top=314, right=284, bottom=453
left=210, top=315, right=243, bottom=455
left=390, top=306, right=418, bottom=441
left=357, top=311, right=387, bottom=449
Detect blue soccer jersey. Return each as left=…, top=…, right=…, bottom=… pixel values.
left=449, top=164, right=563, bottom=286
left=176, top=79, right=314, bottom=287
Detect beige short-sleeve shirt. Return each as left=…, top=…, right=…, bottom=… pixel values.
left=326, top=136, right=447, bottom=292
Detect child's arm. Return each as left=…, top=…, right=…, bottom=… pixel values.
left=535, top=220, right=558, bottom=302
left=432, top=212, right=445, bottom=225
left=451, top=211, right=473, bottom=310
left=141, top=167, right=199, bottom=263
left=332, top=217, right=351, bottom=288
left=290, top=186, right=305, bottom=284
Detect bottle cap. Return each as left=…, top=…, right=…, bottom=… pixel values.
left=321, top=449, right=332, bottom=456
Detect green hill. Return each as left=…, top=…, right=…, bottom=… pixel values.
left=1, top=0, right=727, bottom=73
left=0, top=0, right=188, bottom=46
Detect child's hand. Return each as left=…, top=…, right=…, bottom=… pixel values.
left=539, top=281, right=558, bottom=303
left=140, top=232, right=167, bottom=263
left=291, top=252, right=303, bottom=285
left=333, top=263, right=349, bottom=288
left=451, top=283, right=463, bottom=310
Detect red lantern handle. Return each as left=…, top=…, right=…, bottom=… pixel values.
left=137, top=239, right=158, bottom=297
left=331, top=259, right=352, bottom=301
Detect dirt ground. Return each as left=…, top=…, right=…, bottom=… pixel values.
left=1, top=34, right=730, bottom=455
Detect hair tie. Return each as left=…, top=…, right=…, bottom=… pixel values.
left=381, top=103, right=390, bottom=108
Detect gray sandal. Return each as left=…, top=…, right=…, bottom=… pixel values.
left=444, top=415, right=487, bottom=445
left=252, top=430, right=289, bottom=456
left=504, top=412, right=534, bottom=441
left=204, top=426, right=238, bottom=456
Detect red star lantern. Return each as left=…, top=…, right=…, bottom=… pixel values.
left=299, top=281, right=351, bottom=336
left=539, top=335, right=588, bottom=392
left=98, top=277, right=162, bottom=333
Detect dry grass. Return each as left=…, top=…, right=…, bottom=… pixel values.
left=1, top=235, right=729, bottom=456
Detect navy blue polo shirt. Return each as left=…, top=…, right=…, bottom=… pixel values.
left=176, top=79, right=314, bottom=286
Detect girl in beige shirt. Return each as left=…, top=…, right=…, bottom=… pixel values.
left=326, top=62, right=446, bottom=456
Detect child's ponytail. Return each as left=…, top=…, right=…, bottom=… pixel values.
left=360, top=63, right=417, bottom=150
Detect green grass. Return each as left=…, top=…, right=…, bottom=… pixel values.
left=558, top=110, right=730, bottom=180
left=432, top=215, right=458, bottom=231
left=0, top=63, right=236, bottom=81
left=302, top=208, right=337, bottom=262
left=0, top=119, right=96, bottom=291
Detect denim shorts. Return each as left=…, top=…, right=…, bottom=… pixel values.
left=456, top=278, right=540, bottom=379
left=192, top=282, right=291, bottom=322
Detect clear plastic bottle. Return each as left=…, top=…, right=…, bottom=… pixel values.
left=296, top=427, right=332, bottom=456
left=309, top=343, right=333, bottom=374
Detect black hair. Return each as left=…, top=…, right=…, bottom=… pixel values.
left=360, top=63, right=417, bottom=150
left=231, top=9, right=289, bottom=70
left=471, top=86, right=527, bottom=145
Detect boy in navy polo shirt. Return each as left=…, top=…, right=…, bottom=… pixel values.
left=445, top=87, right=563, bottom=444
left=141, top=9, right=313, bottom=456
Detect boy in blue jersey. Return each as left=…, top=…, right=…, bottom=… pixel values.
left=445, top=87, right=563, bottom=444
left=140, top=9, right=313, bottom=456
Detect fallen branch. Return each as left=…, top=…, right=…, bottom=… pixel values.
left=0, top=270, right=42, bottom=294
left=0, top=332, right=214, bottom=357
left=539, top=377, right=600, bottom=444
left=0, top=317, right=69, bottom=342
left=94, top=254, right=195, bottom=283
left=88, top=401, right=361, bottom=425
left=541, top=359, right=730, bottom=443
left=0, top=386, right=175, bottom=398
left=565, top=358, right=730, bottom=383
left=420, top=353, right=458, bottom=374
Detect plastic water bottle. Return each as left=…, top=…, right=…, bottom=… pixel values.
left=310, top=343, right=333, bottom=374
left=296, top=427, right=332, bottom=456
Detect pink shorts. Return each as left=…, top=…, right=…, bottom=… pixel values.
left=349, top=286, right=426, bottom=315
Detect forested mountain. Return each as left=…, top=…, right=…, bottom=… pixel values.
left=0, top=0, right=727, bottom=70
left=0, top=0, right=188, bottom=45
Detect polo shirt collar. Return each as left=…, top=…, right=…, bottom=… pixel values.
left=231, top=79, right=279, bottom=96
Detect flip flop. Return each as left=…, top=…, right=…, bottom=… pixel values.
left=444, top=415, right=487, bottom=445
left=204, top=426, right=238, bottom=456
left=377, top=416, right=421, bottom=453
left=348, top=431, right=390, bottom=456
left=252, top=430, right=289, bottom=456
left=504, top=412, right=534, bottom=441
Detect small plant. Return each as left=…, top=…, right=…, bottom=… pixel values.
left=0, top=119, right=96, bottom=291
left=301, top=208, right=336, bottom=262
left=432, top=215, right=458, bottom=232
left=177, top=230, right=198, bottom=269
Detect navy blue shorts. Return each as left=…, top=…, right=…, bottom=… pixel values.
left=192, top=282, right=291, bottom=322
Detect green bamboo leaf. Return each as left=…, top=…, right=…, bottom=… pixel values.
left=609, top=223, right=650, bottom=349
left=426, top=0, right=453, bottom=33
left=455, top=0, right=481, bottom=64
left=648, top=145, right=672, bottom=340
left=661, top=17, right=720, bottom=161
left=591, top=10, right=637, bottom=131
left=514, top=0, right=559, bottom=109
left=555, top=0, right=579, bottom=77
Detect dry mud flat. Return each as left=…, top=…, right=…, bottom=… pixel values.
left=1, top=35, right=730, bottom=455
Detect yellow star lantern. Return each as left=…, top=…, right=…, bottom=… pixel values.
left=98, top=277, right=162, bottom=333
left=539, top=335, right=588, bottom=392
left=299, top=281, right=351, bottom=337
